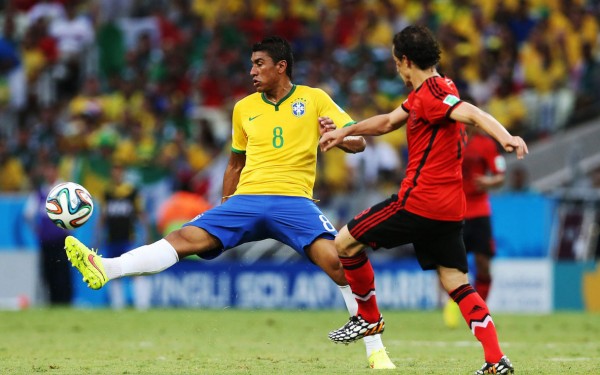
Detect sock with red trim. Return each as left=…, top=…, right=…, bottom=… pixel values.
left=450, top=283, right=503, bottom=363
left=339, top=251, right=380, bottom=323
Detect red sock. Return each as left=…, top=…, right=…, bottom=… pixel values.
left=339, top=251, right=380, bottom=322
left=475, top=275, right=492, bottom=301
left=450, top=284, right=503, bottom=363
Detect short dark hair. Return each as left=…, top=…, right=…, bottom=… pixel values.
left=392, top=25, right=441, bottom=70
left=252, top=36, right=294, bottom=79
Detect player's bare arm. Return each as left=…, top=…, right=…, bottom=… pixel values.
left=450, top=102, right=529, bottom=159
left=319, top=107, right=408, bottom=152
left=221, top=152, right=246, bottom=203
left=336, top=136, right=367, bottom=153
left=474, top=174, right=505, bottom=191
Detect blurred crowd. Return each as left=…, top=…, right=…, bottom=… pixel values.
left=1, top=0, right=600, bottom=232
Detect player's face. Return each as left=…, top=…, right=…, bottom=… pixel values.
left=250, top=51, right=284, bottom=93
left=393, top=49, right=413, bottom=89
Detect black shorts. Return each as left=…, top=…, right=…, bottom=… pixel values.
left=347, top=195, right=468, bottom=273
left=463, top=216, right=495, bottom=257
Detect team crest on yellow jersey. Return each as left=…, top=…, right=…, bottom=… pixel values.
left=291, top=98, right=307, bottom=118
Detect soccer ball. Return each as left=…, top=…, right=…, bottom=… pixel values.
left=46, top=182, right=94, bottom=230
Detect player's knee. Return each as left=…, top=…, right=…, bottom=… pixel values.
left=166, top=226, right=220, bottom=258
left=438, top=266, right=469, bottom=293
left=326, top=260, right=348, bottom=286
left=335, top=226, right=362, bottom=257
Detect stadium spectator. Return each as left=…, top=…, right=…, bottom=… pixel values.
left=156, top=171, right=211, bottom=237
left=0, top=14, right=26, bottom=115
left=271, top=0, right=303, bottom=42
left=485, top=79, right=528, bottom=138
left=97, top=162, right=151, bottom=310
left=26, top=0, right=65, bottom=27
left=506, top=0, right=536, bottom=46
left=0, top=137, right=28, bottom=192
left=102, top=72, right=145, bottom=123
left=572, top=41, right=600, bottom=122
left=345, top=135, right=402, bottom=193
left=519, top=21, right=574, bottom=136
left=507, top=164, right=533, bottom=193
left=48, top=0, right=95, bottom=100
left=96, top=20, right=126, bottom=80
left=23, top=159, right=72, bottom=305
left=320, top=25, right=526, bottom=374
left=68, top=76, right=105, bottom=119
left=63, top=35, right=397, bottom=370
left=75, top=114, right=114, bottom=199
left=25, top=104, right=65, bottom=175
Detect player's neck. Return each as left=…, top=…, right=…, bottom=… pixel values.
left=264, top=81, right=293, bottom=103
left=411, top=68, right=439, bottom=90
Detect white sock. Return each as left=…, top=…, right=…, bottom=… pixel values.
left=363, top=334, right=384, bottom=357
left=338, top=284, right=358, bottom=315
left=338, top=285, right=384, bottom=357
left=103, top=239, right=179, bottom=279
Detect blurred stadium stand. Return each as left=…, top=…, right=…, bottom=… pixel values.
left=506, top=119, right=600, bottom=192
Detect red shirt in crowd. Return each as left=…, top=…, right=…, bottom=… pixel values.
left=462, top=132, right=506, bottom=219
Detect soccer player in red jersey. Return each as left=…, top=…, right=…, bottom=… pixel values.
left=444, top=125, right=506, bottom=328
left=463, top=127, right=506, bottom=301
left=319, top=25, right=527, bottom=374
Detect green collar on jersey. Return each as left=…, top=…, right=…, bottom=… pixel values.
left=261, top=84, right=297, bottom=111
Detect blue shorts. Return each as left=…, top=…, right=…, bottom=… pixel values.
left=183, top=195, right=337, bottom=259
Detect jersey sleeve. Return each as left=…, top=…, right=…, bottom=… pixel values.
left=401, top=95, right=412, bottom=113
left=230, top=101, right=247, bottom=153
left=422, top=80, right=463, bottom=124
left=314, top=88, right=355, bottom=128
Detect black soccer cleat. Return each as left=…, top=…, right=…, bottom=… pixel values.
left=474, top=355, right=514, bottom=374
left=328, top=314, right=385, bottom=344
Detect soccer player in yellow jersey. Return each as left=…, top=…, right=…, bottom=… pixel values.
left=65, top=36, right=395, bottom=369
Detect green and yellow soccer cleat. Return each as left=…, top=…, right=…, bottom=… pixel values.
left=65, top=236, right=108, bottom=290
left=368, top=348, right=396, bottom=370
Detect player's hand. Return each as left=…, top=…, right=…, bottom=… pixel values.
left=474, top=175, right=492, bottom=191
left=503, top=136, right=528, bottom=159
left=319, top=116, right=336, bottom=136
left=319, top=128, right=346, bottom=152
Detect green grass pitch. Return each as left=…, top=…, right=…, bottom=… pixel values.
left=1, top=309, right=598, bottom=374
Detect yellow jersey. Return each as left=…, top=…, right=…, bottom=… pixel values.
left=231, top=84, right=354, bottom=198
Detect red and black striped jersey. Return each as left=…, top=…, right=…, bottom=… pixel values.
left=399, top=76, right=466, bottom=221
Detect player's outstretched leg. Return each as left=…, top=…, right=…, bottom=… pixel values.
left=474, top=355, right=514, bottom=374
left=65, top=236, right=108, bottom=290
left=328, top=314, right=385, bottom=344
